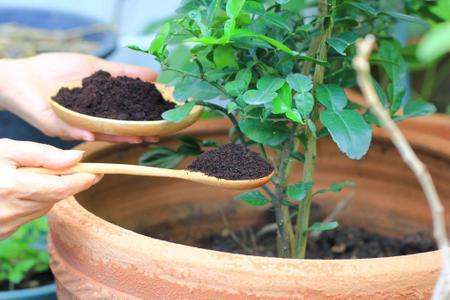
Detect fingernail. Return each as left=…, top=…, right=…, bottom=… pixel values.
left=65, top=150, right=85, bottom=160
left=129, top=139, right=143, bottom=144
left=93, top=174, right=103, bottom=184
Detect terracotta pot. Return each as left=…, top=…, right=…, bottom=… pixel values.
left=48, top=115, right=450, bottom=299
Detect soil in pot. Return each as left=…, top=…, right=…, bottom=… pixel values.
left=199, top=223, right=436, bottom=259
left=144, top=207, right=436, bottom=259
left=187, top=143, right=274, bottom=180
left=0, top=271, right=53, bottom=291
left=52, top=70, right=175, bottom=121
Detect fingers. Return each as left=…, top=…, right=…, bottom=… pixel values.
left=95, top=59, right=157, bottom=82
left=14, top=172, right=102, bottom=202
left=0, top=139, right=85, bottom=169
left=93, top=134, right=160, bottom=144
left=0, top=207, right=51, bottom=240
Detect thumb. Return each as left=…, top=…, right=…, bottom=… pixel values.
left=0, top=139, right=85, bottom=169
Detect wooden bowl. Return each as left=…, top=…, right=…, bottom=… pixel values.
left=49, top=82, right=203, bottom=136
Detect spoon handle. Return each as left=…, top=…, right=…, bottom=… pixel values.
left=18, top=163, right=182, bottom=178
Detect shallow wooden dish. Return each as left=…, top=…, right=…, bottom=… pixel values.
left=49, top=82, right=203, bottom=136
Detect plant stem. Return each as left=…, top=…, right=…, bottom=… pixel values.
left=294, top=132, right=317, bottom=258
left=294, top=0, right=334, bottom=259
left=272, top=127, right=296, bottom=257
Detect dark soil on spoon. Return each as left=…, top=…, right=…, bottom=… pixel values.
left=187, top=143, right=274, bottom=180
left=52, top=70, right=175, bottom=121
left=200, top=224, right=436, bottom=259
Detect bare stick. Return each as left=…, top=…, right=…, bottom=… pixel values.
left=353, top=34, right=450, bottom=300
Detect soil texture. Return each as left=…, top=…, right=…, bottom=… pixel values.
left=52, top=70, right=175, bottom=121
left=187, top=144, right=273, bottom=180
left=200, top=225, right=436, bottom=259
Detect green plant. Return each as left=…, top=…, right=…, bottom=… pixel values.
left=0, top=217, right=49, bottom=290
left=131, top=0, right=437, bottom=258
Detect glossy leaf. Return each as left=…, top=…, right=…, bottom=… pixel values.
left=235, top=191, right=270, bottom=206
left=272, top=83, right=292, bottom=114
left=257, top=75, right=285, bottom=92
left=242, top=89, right=278, bottom=105
left=226, top=0, right=246, bottom=19
left=213, top=45, right=238, bottom=69
left=239, top=119, right=290, bottom=146
left=315, top=84, right=348, bottom=111
left=287, top=181, right=313, bottom=200
left=149, top=22, right=171, bottom=55
left=309, top=221, right=338, bottom=232
left=294, top=92, right=314, bottom=118
left=286, top=73, right=313, bottom=93
left=319, top=109, right=372, bottom=160
left=225, top=80, right=247, bottom=96
left=162, top=102, right=196, bottom=123
left=316, top=180, right=356, bottom=194
left=327, top=32, right=357, bottom=56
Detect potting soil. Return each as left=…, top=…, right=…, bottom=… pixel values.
left=187, top=143, right=273, bottom=180
left=52, top=70, right=175, bottom=121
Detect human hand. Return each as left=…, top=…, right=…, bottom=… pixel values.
left=0, top=139, right=102, bottom=240
left=0, top=53, right=159, bottom=143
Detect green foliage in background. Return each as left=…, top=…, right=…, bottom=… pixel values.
left=0, top=217, right=49, bottom=289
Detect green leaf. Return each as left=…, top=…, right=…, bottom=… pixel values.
left=213, top=45, right=238, bottom=69
left=127, top=44, right=146, bottom=53
left=286, top=109, right=303, bottom=123
left=149, top=22, right=171, bottom=55
left=306, top=119, right=317, bottom=138
left=309, top=221, right=339, bottom=232
left=286, top=73, right=313, bottom=93
left=377, top=41, right=406, bottom=114
left=162, top=102, right=196, bottom=123
left=294, top=92, right=314, bottom=119
left=235, top=191, right=270, bottom=206
left=319, top=109, right=372, bottom=160
left=264, top=12, right=292, bottom=31
left=417, top=23, right=450, bottom=63
left=227, top=101, right=239, bottom=113
left=326, top=32, right=357, bottom=56
left=239, top=119, right=290, bottom=146
left=173, top=78, right=223, bottom=101
left=272, top=83, right=292, bottom=114
left=395, top=100, right=437, bottom=121
left=257, top=75, right=285, bottom=92
left=315, top=84, right=348, bottom=111
left=243, top=1, right=265, bottom=14
left=226, top=0, right=246, bottom=19
left=188, top=10, right=210, bottom=36
left=225, top=80, right=247, bottom=96
left=242, top=89, right=278, bottom=105
left=139, top=147, right=185, bottom=168
left=348, top=2, right=378, bottom=16
left=372, top=77, right=388, bottom=108
left=316, top=180, right=356, bottom=194
left=236, top=68, right=252, bottom=86
left=380, top=11, right=426, bottom=24
left=232, top=29, right=296, bottom=56
left=287, top=181, right=313, bottom=200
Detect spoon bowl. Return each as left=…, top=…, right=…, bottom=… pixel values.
left=49, top=82, right=203, bottom=136
left=19, top=163, right=274, bottom=190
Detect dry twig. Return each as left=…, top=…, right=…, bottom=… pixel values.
left=353, top=34, right=450, bottom=300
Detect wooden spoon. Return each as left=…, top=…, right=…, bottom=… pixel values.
left=49, top=82, right=203, bottom=136
left=19, top=163, right=274, bottom=190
